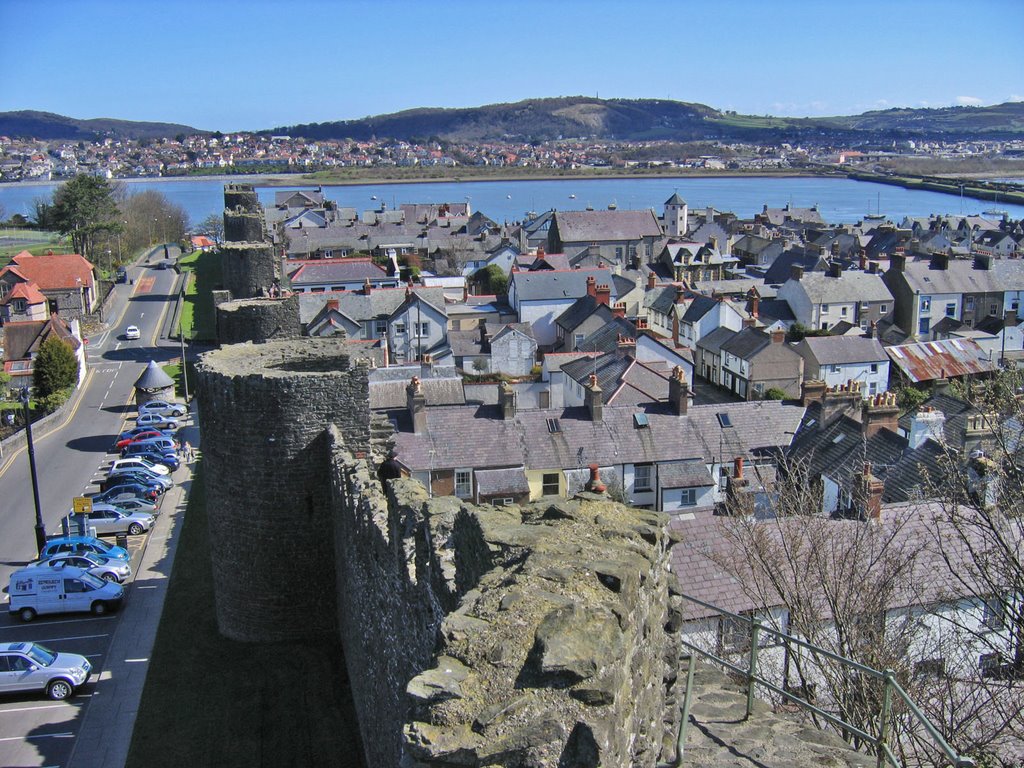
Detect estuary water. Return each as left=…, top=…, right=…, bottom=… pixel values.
left=2, top=174, right=1023, bottom=229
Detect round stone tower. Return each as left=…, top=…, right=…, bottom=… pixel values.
left=195, top=338, right=371, bottom=642
left=216, top=295, right=302, bottom=345
left=221, top=183, right=279, bottom=299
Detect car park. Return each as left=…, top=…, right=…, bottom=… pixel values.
left=27, top=553, right=132, bottom=583
left=124, top=325, right=140, bottom=340
left=110, top=456, right=170, bottom=477
left=0, top=642, right=92, bottom=700
left=8, top=566, right=124, bottom=621
left=138, top=399, right=187, bottom=418
left=136, top=413, right=179, bottom=430
left=39, top=536, right=130, bottom=562
left=66, top=506, right=154, bottom=536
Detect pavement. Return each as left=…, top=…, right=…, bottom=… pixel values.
left=65, top=402, right=200, bottom=768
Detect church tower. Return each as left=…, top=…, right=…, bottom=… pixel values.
left=665, top=192, right=688, bottom=237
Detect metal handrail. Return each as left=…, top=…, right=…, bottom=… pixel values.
left=677, top=593, right=976, bottom=768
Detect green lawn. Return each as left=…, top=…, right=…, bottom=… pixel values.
left=177, top=249, right=221, bottom=342
left=125, top=465, right=365, bottom=768
left=0, top=229, right=69, bottom=264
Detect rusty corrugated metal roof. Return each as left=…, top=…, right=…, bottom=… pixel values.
left=885, top=337, right=996, bottom=383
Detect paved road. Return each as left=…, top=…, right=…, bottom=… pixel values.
left=0, top=246, right=187, bottom=768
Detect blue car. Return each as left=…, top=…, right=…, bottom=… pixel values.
left=39, top=536, right=130, bottom=562
left=92, top=482, right=160, bottom=504
left=131, top=450, right=180, bottom=472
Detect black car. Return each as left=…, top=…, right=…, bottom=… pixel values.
left=115, top=266, right=128, bottom=283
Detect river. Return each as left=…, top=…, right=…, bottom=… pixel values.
left=2, top=174, right=1022, bottom=228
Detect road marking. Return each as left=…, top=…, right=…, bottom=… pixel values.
left=0, top=616, right=116, bottom=630
left=0, top=732, right=74, bottom=742
left=0, top=704, right=70, bottom=715
left=39, top=633, right=110, bottom=642
left=124, top=658, right=149, bottom=663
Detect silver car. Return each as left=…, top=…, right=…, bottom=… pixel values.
left=0, top=641, right=91, bottom=700
left=138, top=399, right=187, bottom=418
left=135, top=413, right=179, bottom=430
left=28, top=553, right=132, bottom=583
left=66, top=506, right=154, bottom=536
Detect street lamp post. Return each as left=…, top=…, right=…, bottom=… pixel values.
left=180, top=284, right=190, bottom=402
left=19, top=388, right=46, bottom=553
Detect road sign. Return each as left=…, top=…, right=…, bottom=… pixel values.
left=72, top=496, right=93, bottom=515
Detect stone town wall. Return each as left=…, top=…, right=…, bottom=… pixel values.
left=328, top=430, right=682, bottom=768
left=194, top=338, right=370, bottom=642
left=220, top=243, right=279, bottom=300
left=216, top=295, right=301, bottom=345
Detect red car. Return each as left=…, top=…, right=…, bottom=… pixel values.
left=115, top=430, right=169, bottom=451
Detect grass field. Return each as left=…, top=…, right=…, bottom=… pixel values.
left=125, top=465, right=365, bottom=768
left=0, top=229, right=68, bottom=264
left=177, top=248, right=221, bottom=342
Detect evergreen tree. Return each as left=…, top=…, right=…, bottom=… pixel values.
left=33, top=336, right=78, bottom=397
left=50, top=174, right=120, bottom=261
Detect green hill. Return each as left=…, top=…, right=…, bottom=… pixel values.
left=0, top=110, right=205, bottom=141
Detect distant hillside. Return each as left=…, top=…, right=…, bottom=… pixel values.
left=268, top=97, right=1024, bottom=144
left=0, top=111, right=204, bottom=141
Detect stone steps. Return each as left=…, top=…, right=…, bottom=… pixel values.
left=680, top=659, right=873, bottom=768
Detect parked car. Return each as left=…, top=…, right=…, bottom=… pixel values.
left=8, top=566, right=124, bottom=622
left=38, top=536, right=130, bottom=563
left=105, top=496, right=159, bottom=514
left=121, top=443, right=179, bottom=464
left=115, top=430, right=172, bottom=451
left=135, top=413, right=179, bottom=430
left=124, top=325, right=140, bottom=341
left=126, top=449, right=180, bottom=472
left=28, top=553, right=132, bottom=583
left=110, top=456, right=170, bottom=477
left=92, top=481, right=160, bottom=502
left=66, top=507, right=154, bottom=536
left=0, top=641, right=92, bottom=700
left=106, top=467, right=172, bottom=491
left=90, top=489, right=157, bottom=507
left=138, top=399, right=187, bottom=418
left=121, top=436, right=177, bottom=457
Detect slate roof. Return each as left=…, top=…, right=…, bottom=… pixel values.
left=555, top=295, right=612, bottom=332
left=885, top=338, right=995, bottom=383
left=575, top=317, right=639, bottom=355
left=287, top=259, right=388, bottom=287
left=561, top=352, right=634, bottom=401
left=798, top=336, right=887, bottom=366
left=665, top=193, right=686, bottom=206
left=659, top=460, right=713, bottom=489
left=681, top=295, right=718, bottom=323
left=897, top=392, right=977, bottom=450
left=552, top=209, right=662, bottom=243
left=720, top=327, right=771, bottom=360
left=791, top=271, right=893, bottom=304
left=643, top=285, right=681, bottom=316
left=274, top=189, right=323, bottom=208
left=510, top=268, right=613, bottom=303
left=296, top=286, right=447, bottom=324
left=696, top=326, right=737, bottom=355
left=754, top=299, right=795, bottom=325
left=2, top=315, right=81, bottom=361
left=368, top=365, right=465, bottom=409
left=392, top=400, right=805, bottom=474
left=490, top=322, right=536, bottom=343
left=897, top=258, right=1006, bottom=295
left=475, top=466, right=530, bottom=496
left=762, top=250, right=827, bottom=285
left=134, top=360, right=175, bottom=390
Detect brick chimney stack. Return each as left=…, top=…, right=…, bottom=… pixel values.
left=820, top=380, right=862, bottom=427
left=801, top=379, right=827, bottom=406
left=855, top=462, right=885, bottom=520
left=361, top=278, right=373, bottom=295
left=585, top=373, right=603, bottom=422
left=586, top=275, right=597, bottom=298
left=669, top=366, right=690, bottom=415
left=326, top=299, right=339, bottom=311
left=647, top=272, right=657, bottom=290
left=594, top=283, right=611, bottom=306
left=616, top=333, right=636, bottom=353
left=862, top=391, right=899, bottom=438
left=726, top=456, right=754, bottom=516
left=585, top=463, right=606, bottom=494
left=611, top=302, right=626, bottom=319
left=406, top=376, right=427, bottom=435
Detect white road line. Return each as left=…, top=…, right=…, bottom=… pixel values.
left=38, top=633, right=110, bottom=642
left=0, top=732, right=74, bottom=742
left=124, top=658, right=148, bottom=663
left=0, top=616, right=115, bottom=630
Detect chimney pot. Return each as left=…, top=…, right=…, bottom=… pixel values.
left=791, top=265, right=804, bottom=281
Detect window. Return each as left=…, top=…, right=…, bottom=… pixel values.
left=679, top=488, right=696, bottom=506
left=981, top=597, right=1005, bottom=631
left=990, top=304, right=998, bottom=316
left=919, top=317, right=930, bottom=335
left=454, top=470, right=472, bottom=498
left=634, top=464, right=652, bottom=492
left=573, top=333, right=585, bottom=350
left=829, top=364, right=842, bottom=374
left=1013, top=300, right=1020, bottom=311
left=63, top=579, right=87, bottom=593
left=920, top=296, right=932, bottom=313
left=869, top=382, right=878, bottom=395
left=820, top=323, right=829, bottom=331
left=614, top=247, right=623, bottom=260
left=945, top=303, right=956, bottom=317
left=374, top=320, right=387, bottom=337
left=965, top=296, right=976, bottom=311
left=821, top=304, right=830, bottom=314
left=840, top=306, right=848, bottom=317
left=493, top=497, right=514, bottom=506
left=870, top=363, right=878, bottom=374
left=880, top=304, right=888, bottom=314
left=628, top=244, right=637, bottom=259
left=542, top=472, right=560, bottom=496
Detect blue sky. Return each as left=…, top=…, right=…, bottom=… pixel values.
left=3, top=0, right=1021, bottom=132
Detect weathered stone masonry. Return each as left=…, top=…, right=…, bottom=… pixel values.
left=197, top=337, right=682, bottom=766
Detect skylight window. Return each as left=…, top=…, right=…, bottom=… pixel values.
left=717, top=412, right=733, bottom=428
left=633, top=413, right=649, bottom=428
left=832, top=434, right=845, bottom=444
left=546, top=418, right=562, bottom=434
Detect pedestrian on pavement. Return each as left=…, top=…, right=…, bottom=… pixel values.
left=184, top=440, right=193, bottom=463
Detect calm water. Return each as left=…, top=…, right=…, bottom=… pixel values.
left=2, top=175, right=1022, bottom=228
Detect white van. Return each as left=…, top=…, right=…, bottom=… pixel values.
left=8, top=566, right=124, bottom=622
